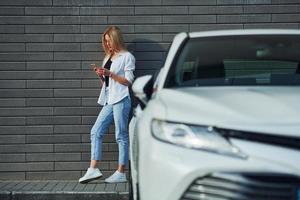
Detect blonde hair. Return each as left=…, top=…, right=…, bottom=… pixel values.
left=102, top=26, right=126, bottom=56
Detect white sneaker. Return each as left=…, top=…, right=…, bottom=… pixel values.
left=105, top=171, right=127, bottom=183
left=79, top=168, right=102, bottom=184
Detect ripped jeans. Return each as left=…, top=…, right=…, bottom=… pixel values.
left=90, top=96, right=131, bottom=166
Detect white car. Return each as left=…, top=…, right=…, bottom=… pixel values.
left=129, top=29, right=300, bottom=200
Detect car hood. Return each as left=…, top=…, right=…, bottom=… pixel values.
left=156, top=87, right=300, bottom=137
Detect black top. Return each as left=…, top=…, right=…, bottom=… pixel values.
left=103, top=58, right=112, bottom=86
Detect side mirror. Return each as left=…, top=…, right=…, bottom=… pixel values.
left=132, top=75, right=154, bottom=109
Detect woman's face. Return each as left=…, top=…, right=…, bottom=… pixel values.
left=105, top=34, right=113, bottom=52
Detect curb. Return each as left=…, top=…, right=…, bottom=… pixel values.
left=0, top=191, right=129, bottom=200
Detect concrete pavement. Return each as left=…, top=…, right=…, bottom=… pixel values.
left=0, top=180, right=129, bottom=200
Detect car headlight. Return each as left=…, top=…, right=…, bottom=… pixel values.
left=151, top=119, right=247, bottom=159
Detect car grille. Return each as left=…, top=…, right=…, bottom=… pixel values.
left=181, top=173, right=300, bottom=200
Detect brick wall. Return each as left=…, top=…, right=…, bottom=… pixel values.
left=0, top=0, right=299, bottom=180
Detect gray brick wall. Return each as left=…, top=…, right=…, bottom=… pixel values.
left=0, top=0, right=299, bottom=180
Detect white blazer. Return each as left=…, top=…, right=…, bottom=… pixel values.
left=97, top=51, right=135, bottom=105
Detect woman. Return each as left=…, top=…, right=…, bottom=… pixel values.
left=79, top=26, right=135, bottom=184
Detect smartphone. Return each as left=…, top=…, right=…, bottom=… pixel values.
left=90, top=64, right=98, bottom=71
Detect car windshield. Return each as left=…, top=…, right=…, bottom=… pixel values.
left=164, top=35, right=300, bottom=88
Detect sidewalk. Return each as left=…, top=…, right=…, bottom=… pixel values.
left=0, top=180, right=129, bottom=200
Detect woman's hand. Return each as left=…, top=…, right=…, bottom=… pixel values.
left=95, top=68, right=104, bottom=77
left=93, top=65, right=130, bottom=86
left=98, top=67, right=111, bottom=77
left=91, top=64, right=104, bottom=76
left=91, top=64, right=105, bottom=83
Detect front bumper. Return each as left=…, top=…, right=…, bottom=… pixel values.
left=138, top=137, right=300, bottom=200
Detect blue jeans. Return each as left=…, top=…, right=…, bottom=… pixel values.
left=90, top=96, right=131, bottom=166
